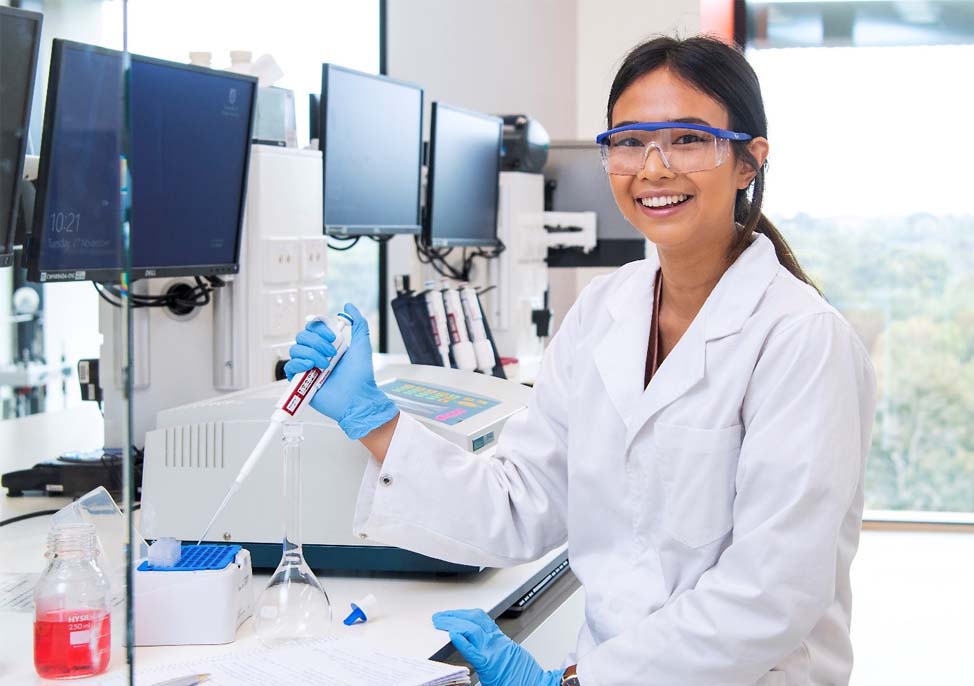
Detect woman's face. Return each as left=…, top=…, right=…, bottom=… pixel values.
left=607, top=68, right=768, bottom=255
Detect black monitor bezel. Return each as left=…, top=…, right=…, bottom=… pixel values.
left=423, top=101, right=502, bottom=249
left=0, top=6, right=43, bottom=268
left=27, top=39, right=258, bottom=284
left=320, top=63, right=424, bottom=237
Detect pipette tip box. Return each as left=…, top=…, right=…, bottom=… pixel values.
left=134, top=544, right=254, bottom=646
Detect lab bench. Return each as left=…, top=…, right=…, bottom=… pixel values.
left=0, top=405, right=582, bottom=684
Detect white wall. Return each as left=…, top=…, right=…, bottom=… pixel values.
left=575, top=0, right=700, bottom=137
left=387, top=0, right=580, bottom=140
left=384, top=0, right=699, bottom=352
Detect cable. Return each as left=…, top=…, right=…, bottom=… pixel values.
left=0, top=509, right=59, bottom=528
left=414, top=235, right=466, bottom=281
left=93, top=276, right=222, bottom=310
left=328, top=236, right=362, bottom=251
left=461, top=239, right=506, bottom=282
left=0, top=501, right=141, bottom=529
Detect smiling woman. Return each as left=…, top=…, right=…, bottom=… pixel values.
left=601, top=36, right=814, bottom=289
left=285, top=33, right=878, bottom=686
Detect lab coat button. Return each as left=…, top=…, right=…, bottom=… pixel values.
left=380, top=474, right=393, bottom=486
left=359, top=533, right=368, bottom=540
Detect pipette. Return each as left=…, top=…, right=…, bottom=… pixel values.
left=196, top=312, right=353, bottom=545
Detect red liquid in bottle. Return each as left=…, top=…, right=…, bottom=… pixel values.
left=34, top=608, right=111, bottom=679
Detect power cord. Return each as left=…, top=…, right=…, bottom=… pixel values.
left=414, top=236, right=506, bottom=282
left=0, top=502, right=142, bottom=528
left=0, top=510, right=60, bottom=527
left=94, top=276, right=224, bottom=310
left=327, top=236, right=362, bottom=251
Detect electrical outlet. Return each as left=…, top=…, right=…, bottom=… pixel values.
left=300, top=286, right=329, bottom=324
left=300, top=237, right=327, bottom=282
left=264, top=289, right=299, bottom=338
left=263, top=238, right=300, bottom=284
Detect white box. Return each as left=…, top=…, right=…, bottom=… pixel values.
left=133, top=548, right=254, bottom=646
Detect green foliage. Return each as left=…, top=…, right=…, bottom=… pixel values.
left=776, top=213, right=974, bottom=512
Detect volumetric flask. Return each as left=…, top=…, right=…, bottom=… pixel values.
left=254, top=422, right=332, bottom=646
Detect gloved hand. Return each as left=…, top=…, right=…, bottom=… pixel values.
left=284, top=303, right=399, bottom=440
left=432, top=609, right=562, bottom=686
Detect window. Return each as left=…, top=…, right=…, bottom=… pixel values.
left=746, top=1, right=974, bottom=514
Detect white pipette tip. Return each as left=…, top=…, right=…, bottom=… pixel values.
left=196, top=482, right=239, bottom=545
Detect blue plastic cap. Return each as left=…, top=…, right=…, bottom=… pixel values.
left=343, top=604, right=367, bottom=625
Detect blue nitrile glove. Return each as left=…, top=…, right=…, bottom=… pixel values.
left=432, top=609, right=562, bottom=686
left=284, top=303, right=399, bottom=440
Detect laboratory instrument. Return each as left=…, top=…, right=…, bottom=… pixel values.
left=254, top=422, right=332, bottom=646
left=197, top=312, right=352, bottom=545
left=441, top=282, right=477, bottom=371
left=499, top=115, right=550, bottom=172
left=95, top=144, right=325, bottom=453
left=26, top=39, right=257, bottom=283
left=33, top=522, right=112, bottom=679
left=0, top=5, right=42, bottom=267
left=343, top=593, right=377, bottom=625
left=460, top=286, right=498, bottom=373
left=484, top=172, right=549, bottom=363
left=425, top=285, right=452, bottom=367
left=141, top=364, right=533, bottom=572
left=133, top=544, right=254, bottom=646
left=320, top=63, right=423, bottom=236
left=423, top=102, right=502, bottom=248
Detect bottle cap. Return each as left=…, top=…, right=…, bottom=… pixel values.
left=343, top=593, right=377, bottom=625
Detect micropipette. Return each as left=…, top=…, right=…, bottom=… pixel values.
left=196, top=313, right=353, bottom=545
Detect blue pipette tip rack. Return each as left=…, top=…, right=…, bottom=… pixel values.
left=138, top=544, right=241, bottom=572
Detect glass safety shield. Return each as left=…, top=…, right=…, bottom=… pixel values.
left=0, top=1, right=131, bottom=684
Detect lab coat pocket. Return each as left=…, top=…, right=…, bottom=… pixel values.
left=655, top=423, right=743, bottom=548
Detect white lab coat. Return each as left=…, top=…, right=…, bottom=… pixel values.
left=353, top=233, right=877, bottom=686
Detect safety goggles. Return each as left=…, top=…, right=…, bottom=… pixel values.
left=595, top=122, right=752, bottom=175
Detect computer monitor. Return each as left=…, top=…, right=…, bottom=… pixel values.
left=27, top=40, right=257, bottom=283
left=0, top=6, right=43, bottom=268
left=320, top=64, right=422, bottom=237
left=309, top=93, right=320, bottom=142
left=424, top=102, right=502, bottom=248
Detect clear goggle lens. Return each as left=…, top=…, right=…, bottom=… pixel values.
left=599, top=127, right=733, bottom=175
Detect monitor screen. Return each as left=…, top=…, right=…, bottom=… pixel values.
left=128, top=56, right=255, bottom=276
left=424, top=102, right=502, bottom=248
left=27, top=41, right=256, bottom=283
left=320, top=64, right=422, bottom=236
left=0, top=6, right=42, bottom=268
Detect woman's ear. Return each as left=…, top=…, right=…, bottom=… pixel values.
left=737, top=137, right=769, bottom=190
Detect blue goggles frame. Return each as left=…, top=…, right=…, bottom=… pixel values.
left=595, top=121, right=753, bottom=145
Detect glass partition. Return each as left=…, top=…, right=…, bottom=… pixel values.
left=3, top=1, right=384, bottom=680
left=0, top=0, right=130, bottom=683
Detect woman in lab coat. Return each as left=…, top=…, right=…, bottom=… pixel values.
left=287, top=35, right=876, bottom=686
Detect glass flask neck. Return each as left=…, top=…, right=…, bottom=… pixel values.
left=282, top=422, right=304, bottom=558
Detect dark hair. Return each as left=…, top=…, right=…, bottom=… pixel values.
left=607, top=35, right=816, bottom=289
